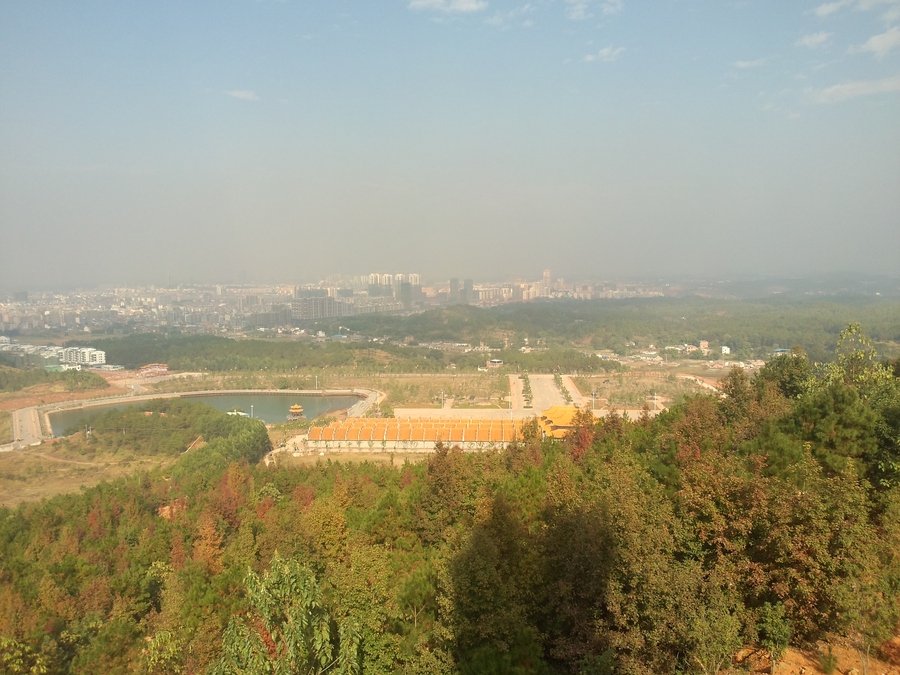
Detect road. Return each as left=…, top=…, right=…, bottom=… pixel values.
left=676, top=374, right=721, bottom=393
left=508, top=375, right=525, bottom=409
left=1, top=407, right=42, bottom=451
left=527, top=374, right=567, bottom=410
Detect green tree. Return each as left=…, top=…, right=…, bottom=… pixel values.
left=757, top=602, right=791, bottom=675
left=816, top=323, right=892, bottom=398
left=211, top=554, right=361, bottom=675
left=757, top=347, right=813, bottom=399
left=786, top=381, right=877, bottom=475
left=0, top=636, right=49, bottom=675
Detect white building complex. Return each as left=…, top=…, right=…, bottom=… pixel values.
left=60, top=347, right=106, bottom=365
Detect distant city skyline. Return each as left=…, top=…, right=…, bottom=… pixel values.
left=3, top=268, right=900, bottom=295
left=2, top=1, right=898, bottom=288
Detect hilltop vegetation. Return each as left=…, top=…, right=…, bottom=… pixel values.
left=58, top=399, right=264, bottom=457
left=331, top=297, right=900, bottom=359
left=1, top=329, right=899, bottom=673
left=0, top=358, right=109, bottom=395
left=80, top=333, right=619, bottom=375
left=82, top=298, right=900, bottom=373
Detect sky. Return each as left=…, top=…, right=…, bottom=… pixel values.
left=1, top=0, right=898, bottom=289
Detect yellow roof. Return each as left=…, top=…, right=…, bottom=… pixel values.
left=540, top=406, right=581, bottom=427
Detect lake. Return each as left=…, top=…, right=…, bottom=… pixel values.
left=48, top=392, right=360, bottom=437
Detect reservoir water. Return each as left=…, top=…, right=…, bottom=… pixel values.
left=48, top=393, right=360, bottom=437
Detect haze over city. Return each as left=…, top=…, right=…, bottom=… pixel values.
left=1, top=1, right=898, bottom=289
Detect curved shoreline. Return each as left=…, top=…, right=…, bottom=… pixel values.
left=0, top=388, right=380, bottom=449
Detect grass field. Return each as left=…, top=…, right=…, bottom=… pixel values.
left=149, top=371, right=512, bottom=410
left=0, top=438, right=177, bottom=507
left=0, top=380, right=128, bottom=411
left=143, top=367, right=720, bottom=413
left=572, top=364, right=721, bottom=409
left=0, top=411, right=10, bottom=445
left=322, top=373, right=510, bottom=407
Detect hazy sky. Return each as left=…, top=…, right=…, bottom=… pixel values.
left=1, top=1, right=898, bottom=288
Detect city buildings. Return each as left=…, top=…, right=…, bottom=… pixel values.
left=0, top=270, right=669, bottom=338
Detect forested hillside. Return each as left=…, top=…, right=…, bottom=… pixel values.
left=0, top=359, right=108, bottom=394
left=1, top=331, right=899, bottom=674
left=83, top=298, right=900, bottom=369
left=331, top=297, right=900, bottom=359
left=78, top=334, right=618, bottom=375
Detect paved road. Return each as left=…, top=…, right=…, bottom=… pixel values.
left=393, top=407, right=535, bottom=420
left=1, top=407, right=42, bottom=451
left=395, top=373, right=574, bottom=419
left=528, top=374, right=567, bottom=410
left=508, top=375, right=525, bottom=409
left=676, top=374, right=721, bottom=393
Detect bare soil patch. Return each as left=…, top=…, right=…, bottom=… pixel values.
left=733, top=636, right=900, bottom=674
left=0, top=383, right=129, bottom=411
left=0, top=438, right=175, bottom=507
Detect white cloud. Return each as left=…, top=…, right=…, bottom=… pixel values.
left=796, top=32, right=832, bottom=48
left=408, top=0, right=487, bottom=12
left=814, top=0, right=851, bottom=17
left=584, top=45, right=625, bottom=62
left=806, top=74, right=900, bottom=102
left=485, top=3, right=533, bottom=27
left=565, top=0, right=623, bottom=20
left=566, top=0, right=591, bottom=20
left=733, top=59, right=765, bottom=68
left=854, top=26, right=900, bottom=58
left=602, top=0, right=624, bottom=15
left=225, top=90, right=260, bottom=101
left=814, top=0, right=900, bottom=20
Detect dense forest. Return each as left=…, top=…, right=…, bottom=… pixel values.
left=0, top=327, right=898, bottom=673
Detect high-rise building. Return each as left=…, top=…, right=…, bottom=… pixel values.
left=462, top=279, right=473, bottom=304
left=449, top=278, right=460, bottom=304
left=400, top=282, right=412, bottom=307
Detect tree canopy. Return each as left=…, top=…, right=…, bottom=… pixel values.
left=1, top=327, right=899, bottom=673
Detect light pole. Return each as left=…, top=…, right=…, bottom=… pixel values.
left=591, top=390, right=596, bottom=411
left=250, top=405, right=254, bottom=419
